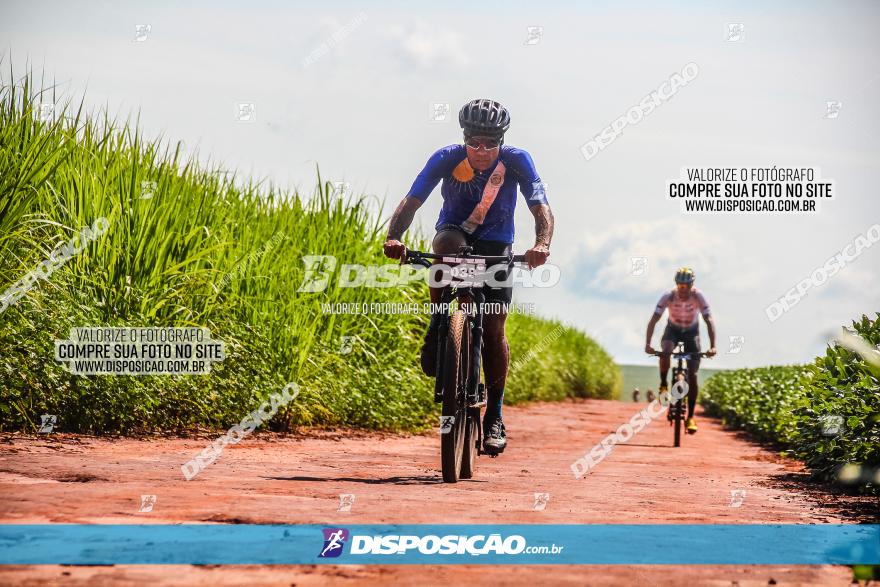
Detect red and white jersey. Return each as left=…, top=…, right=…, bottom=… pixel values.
left=654, top=288, right=711, bottom=328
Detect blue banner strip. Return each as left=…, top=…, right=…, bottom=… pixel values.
left=0, top=524, right=877, bottom=565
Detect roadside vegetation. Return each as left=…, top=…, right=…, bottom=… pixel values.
left=0, top=70, right=620, bottom=434
left=702, top=313, right=880, bottom=494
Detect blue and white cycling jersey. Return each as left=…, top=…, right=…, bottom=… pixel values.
left=406, top=144, right=548, bottom=244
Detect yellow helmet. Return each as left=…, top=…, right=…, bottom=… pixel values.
left=674, top=267, right=695, bottom=284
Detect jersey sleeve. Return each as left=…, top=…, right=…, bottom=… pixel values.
left=654, top=292, right=671, bottom=316
left=406, top=146, right=456, bottom=202
left=507, top=148, right=549, bottom=207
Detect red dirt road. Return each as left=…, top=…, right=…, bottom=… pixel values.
left=1, top=399, right=876, bottom=586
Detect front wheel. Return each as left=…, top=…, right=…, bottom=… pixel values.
left=441, top=310, right=470, bottom=483
left=671, top=376, right=687, bottom=447
left=459, top=407, right=481, bottom=479
left=673, top=400, right=682, bottom=447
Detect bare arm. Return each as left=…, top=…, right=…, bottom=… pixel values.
left=524, top=203, right=554, bottom=268
left=645, top=313, right=661, bottom=352
left=383, top=196, right=423, bottom=259
left=531, top=203, right=554, bottom=248
left=704, top=314, right=717, bottom=354
left=386, top=196, right=423, bottom=242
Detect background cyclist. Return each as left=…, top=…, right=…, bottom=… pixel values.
left=383, top=98, right=554, bottom=455
left=644, top=267, right=717, bottom=433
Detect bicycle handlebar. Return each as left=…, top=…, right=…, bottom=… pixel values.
left=399, top=249, right=527, bottom=269
left=650, top=350, right=712, bottom=359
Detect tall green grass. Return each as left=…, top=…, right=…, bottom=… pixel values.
left=0, top=69, right=620, bottom=434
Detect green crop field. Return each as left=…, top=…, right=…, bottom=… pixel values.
left=701, top=313, right=879, bottom=493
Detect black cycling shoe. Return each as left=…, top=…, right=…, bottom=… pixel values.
left=420, top=324, right=440, bottom=377
left=482, top=415, right=507, bottom=455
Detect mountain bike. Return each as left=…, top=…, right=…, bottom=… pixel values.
left=652, top=344, right=710, bottom=447
left=404, top=247, right=525, bottom=483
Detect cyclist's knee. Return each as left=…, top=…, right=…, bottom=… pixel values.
left=660, top=339, right=675, bottom=353
left=482, top=320, right=507, bottom=356
left=483, top=328, right=506, bottom=351
left=432, top=229, right=466, bottom=254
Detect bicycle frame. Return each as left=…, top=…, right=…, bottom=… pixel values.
left=652, top=343, right=708, bottom=446
left=404, top=248, right=525, bottom=404
left=403, top=246, right=525, bottom=480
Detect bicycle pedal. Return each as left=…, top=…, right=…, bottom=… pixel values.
left=468, top=400, right=487, bottom=408
left=482, top=444, right=505, bottom=457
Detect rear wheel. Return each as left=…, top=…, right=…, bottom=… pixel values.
left=441, top=310, right=470, bottom=483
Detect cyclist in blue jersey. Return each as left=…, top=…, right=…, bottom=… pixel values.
left=383, top=98, right=555, bottom=454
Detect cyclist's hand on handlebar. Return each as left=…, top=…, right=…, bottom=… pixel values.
left=645, top=344, right=656, bottom=355
left=383, top=239, right=407, bottom=260
left=524, top=244, right=550, bottom=269
left=705, top=347, right=717, bottom=358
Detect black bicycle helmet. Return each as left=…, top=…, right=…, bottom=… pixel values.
left=674, top=267, right=696, bottom=285
left=459, top=98, right=510, bottom=139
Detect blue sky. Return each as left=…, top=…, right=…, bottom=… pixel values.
left=3, top=0, right=879, bottom=367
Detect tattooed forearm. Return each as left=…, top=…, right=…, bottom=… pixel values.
left=531, top=204, right=554, bottom=247
left=386, top=196, right=423, bottom=241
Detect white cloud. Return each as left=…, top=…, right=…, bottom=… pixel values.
left=591, top=313, right=647, bottom=351
left=387, top=22, right=470, bottom=70
left=564, top=218, right=728, bottom=301
left=825, top=265, right=880, bottom=296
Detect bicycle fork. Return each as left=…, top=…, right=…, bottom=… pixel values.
left=433, top=294, right=450, bottom=403
left=464, top=291, right=486, bottom=408
left=672, top=363, right=687, bottom=418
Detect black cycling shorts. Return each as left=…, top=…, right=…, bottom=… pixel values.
left=433, top=223, right=512, bottom=305
left=661, top=322, right=701, bottom=367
